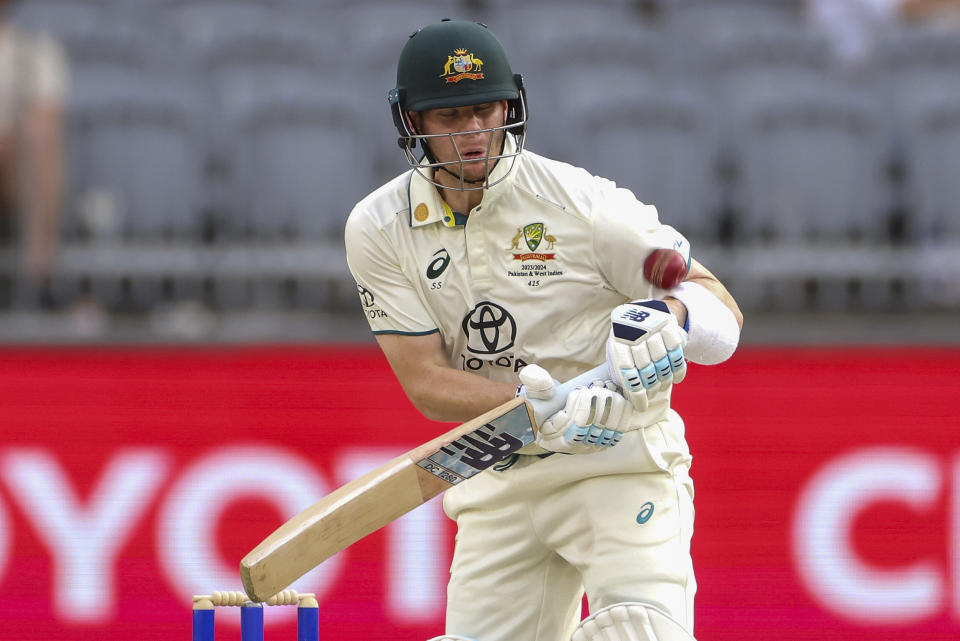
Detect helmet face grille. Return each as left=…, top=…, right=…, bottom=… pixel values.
left=395, top=20, right=519, bottom=112
left=392, top=96, right=528, bottom=192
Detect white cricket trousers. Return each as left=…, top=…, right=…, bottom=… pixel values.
left=442, top=409, right=696, bottom=641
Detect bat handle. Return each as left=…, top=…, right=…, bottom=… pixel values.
left=537, top=363, right=613, bottom=418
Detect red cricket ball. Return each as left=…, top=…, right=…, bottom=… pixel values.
left=643, top=248, right=688, bottom=289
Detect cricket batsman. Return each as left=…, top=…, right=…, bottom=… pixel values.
left=345, top=19, right=743, bottom=641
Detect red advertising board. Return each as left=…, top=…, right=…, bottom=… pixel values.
left=0, top=346, right=958, bottom=640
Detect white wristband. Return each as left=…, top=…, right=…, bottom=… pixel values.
left=666, top=281, right=740, bottom=365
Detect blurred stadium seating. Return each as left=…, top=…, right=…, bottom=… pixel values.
left=1, top=0, right=958, bottom=341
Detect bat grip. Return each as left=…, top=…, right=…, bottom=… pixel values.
left=537, top=363, right=613, bottom=418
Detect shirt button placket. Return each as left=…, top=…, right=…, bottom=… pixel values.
left=465, top=211, right=491, bottom=296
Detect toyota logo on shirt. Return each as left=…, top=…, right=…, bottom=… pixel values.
left=357, top=284, right=375, bottom=307
left=461, top=302, right=516, bottom=355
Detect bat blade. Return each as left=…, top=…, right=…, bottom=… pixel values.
left=240, top=397, right=535, bottom=602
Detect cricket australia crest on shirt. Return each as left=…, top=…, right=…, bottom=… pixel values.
left=507, top=223, right=557, bottom=261
left=440, top=48, right=485, bottom=83
left=506, top=223, right=564, bottom=286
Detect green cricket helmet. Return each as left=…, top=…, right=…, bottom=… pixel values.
left=388, top=19, right=528, bottom=191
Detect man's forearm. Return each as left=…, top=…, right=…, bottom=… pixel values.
left=21, top=104, right=63, bottom=280
left=405, top=365, right=519, bottom=423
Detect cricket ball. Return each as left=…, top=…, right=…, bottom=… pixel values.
left=643, top=248, right=688, bottom=289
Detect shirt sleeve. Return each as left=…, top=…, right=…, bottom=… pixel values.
left=26, top=33, right=69, bottom=104
left=591, top=178, right=692, bottom=300
left=344, top=206, right=439, bottom=336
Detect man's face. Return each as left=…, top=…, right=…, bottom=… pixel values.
left=410, top=100, right=509, bottom=183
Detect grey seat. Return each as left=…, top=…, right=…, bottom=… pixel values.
left=155, top=0, right=272, bottom=54
left=876, top=26, right=960, bottom=241
left=67, top=73, right=204, bottom=240
left=563, top=86, right=722, bottom=243
left=679, top=19, right=846, bottom=244
left=226, top=87, right=376, bottom=241
left=490, top=8, right=668, bottom=159
left=686, top=20, right=832, bottom=111
left=7, top=0, right=105, bottom=39
left=877, top=25, right=960, bottom=112
left=320, top=2, right=463, bottom=180
left=665, top=0, right=801, bottom=40
left=8, top=0, right=155, bottom=70
left=731, top=84, right=888, bottom=244
left=898, top=96, right=960, bottom=242
left=172, top=21, right=335, bottom=230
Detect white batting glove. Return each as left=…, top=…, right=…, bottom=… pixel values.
left=518, top=364, right=630, bottom=455
left=537, top=381, right=631, bottom=454
left=606, top=300, right=687, bottom=411
left=516, top=363, right=563, bottom=428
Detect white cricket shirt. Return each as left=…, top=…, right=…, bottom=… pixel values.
left=345, top=137, right=690, bottom=430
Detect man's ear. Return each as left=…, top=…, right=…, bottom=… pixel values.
left=406, top=111, right=421, bottom=135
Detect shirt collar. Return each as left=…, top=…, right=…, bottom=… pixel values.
left=407, top=135, right=519, bottom=228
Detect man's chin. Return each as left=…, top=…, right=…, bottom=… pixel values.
left=462, top=159, right=498, bottom=179
left=462, top=171, right=490, bottom=184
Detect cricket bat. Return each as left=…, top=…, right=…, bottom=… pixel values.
left=240, top=363, right=609, bottom=602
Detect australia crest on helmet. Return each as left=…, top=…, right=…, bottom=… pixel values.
left=440, top=48, right=485, bottom=83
